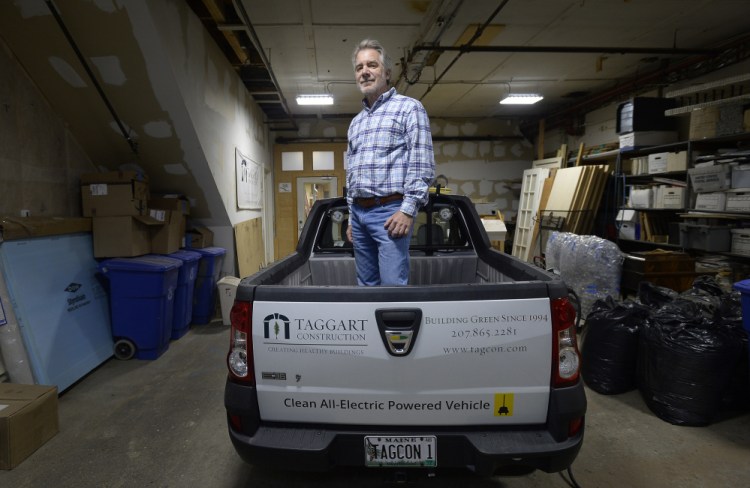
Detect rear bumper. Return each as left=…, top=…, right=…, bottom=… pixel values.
left=225, top=380, right=586, bottom=476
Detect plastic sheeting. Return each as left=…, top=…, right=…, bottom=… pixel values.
left=545, top=232, right=624, bottom=317
left=0, top=262, right=34, bottom=384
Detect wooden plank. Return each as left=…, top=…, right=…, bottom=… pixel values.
left=544, top=166, right=585, bottom=216
left=573, top=142, right=585, bottom=167
left=579, top=166, right=608, bottom=234
left=537, top=119, right=545, bottom=160
left=565, top=165, right=592, bottom=233
left=235, top=217, right=265, bottom=277
left=202, top=0, right=249, bottom=64
left=528, top=175, right=556, bottom=263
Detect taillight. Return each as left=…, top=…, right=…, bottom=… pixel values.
left=227, top=301, right=255, bottom=384
left=551, top=297, right=580, bottom=387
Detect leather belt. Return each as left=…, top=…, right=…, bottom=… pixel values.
left=354, top=193, right=403, bottom=208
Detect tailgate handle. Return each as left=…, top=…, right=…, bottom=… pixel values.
left=375, top=308, right=422, bottom=357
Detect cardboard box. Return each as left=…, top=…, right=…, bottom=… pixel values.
left=93, top=215, right=163, bottom=258
left=80, top=171, right=148, bottom=185
left=149, top=209, right=185, bottom=254
left=0, top=384, right=59, bottom=470
left=81, top=171, right=149, bottom=218
left=667, top=151, right=688, bottom=172
left=149, top=195, right=190, bottom=216
left=185, top=226, right=213, bottom=248
left=689, top=105, right=746, bottom=140
left=1, top=217, right=91, bottom=241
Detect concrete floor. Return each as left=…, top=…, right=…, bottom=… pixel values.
left=2, top=321, right=749, bottom=488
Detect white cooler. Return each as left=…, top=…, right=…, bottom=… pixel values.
left=217, top=276, right=242, bottom=326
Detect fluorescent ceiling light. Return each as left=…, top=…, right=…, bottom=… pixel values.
left=296, top=94, right=334, bottom=106
left=499, top=94, right=543, bottom=105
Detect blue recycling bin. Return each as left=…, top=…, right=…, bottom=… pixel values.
left=191, top=247, right=226, bottom=324
left=732, top=279, right=750, bottom=381
left=98, top=256, right=182, bottom=360
left=163, top=250, right=201, bottom=339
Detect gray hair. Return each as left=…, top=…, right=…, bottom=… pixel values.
left=352, top=38, right=393, bottom=83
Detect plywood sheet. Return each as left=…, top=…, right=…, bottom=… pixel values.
left=235, top=217, right=265, bottom=277
left=544, top=166, right=585, bottom=214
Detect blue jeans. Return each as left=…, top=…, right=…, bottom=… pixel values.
left=350, top=201, right=412, bottom=286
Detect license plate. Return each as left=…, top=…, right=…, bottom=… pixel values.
left=364, top=436, right=437, bottom=468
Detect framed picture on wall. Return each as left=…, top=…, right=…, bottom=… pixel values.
left=236, top=148, right=263, bottom=210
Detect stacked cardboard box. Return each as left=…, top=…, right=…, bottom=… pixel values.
left=81, top=172, right=188, bottom=257
left=0, top=384, right=59, bottom=470
left=149, top=195, right=190, bottom=254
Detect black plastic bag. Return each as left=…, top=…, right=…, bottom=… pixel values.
left=637, top=299, right=743, bottom=426
left=637, top=281, right=678, bottom=308
left=691, top=275, right=725, bottom=297
left=582, top=296, right=651, bottom=394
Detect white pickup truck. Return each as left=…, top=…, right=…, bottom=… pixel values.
left=224, top=193, right=586, bottom=477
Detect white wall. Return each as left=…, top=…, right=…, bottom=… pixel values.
left=123, top=0, right=275, bottom=273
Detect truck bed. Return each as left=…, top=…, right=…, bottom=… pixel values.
left=225, top=194, right=586, bottom=476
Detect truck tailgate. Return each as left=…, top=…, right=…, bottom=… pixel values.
left=252, top=297, right=552, bottom=426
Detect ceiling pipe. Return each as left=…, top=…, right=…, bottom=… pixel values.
left=411, top=45, right=720, bottom=55
left=232, top=0, right=298, bottom=131
left=394, top=0, right=464, bottom=94
left=524, top=33, right=750, bottom=134
left=419, top=0, right=512, bottom=102
left=44, top=0, right=138, bottom=155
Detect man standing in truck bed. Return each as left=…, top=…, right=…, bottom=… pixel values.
left=345, top=38, right=435, bottom=286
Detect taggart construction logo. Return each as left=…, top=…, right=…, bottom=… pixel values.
left=264, top=313, right=290, bottom=340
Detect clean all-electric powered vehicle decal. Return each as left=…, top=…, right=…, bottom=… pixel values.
left=253, top=298, right=552, bottom=425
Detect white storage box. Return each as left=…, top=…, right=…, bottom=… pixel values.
left=619, top=131, right=678, bottom=150
left=731, top=229, right=750, bottom=256
left=725, top=190, right=750, bottom=212
left=616, top=209, right=639, bottom=240
left=694, top=192, right=727, bottom=211
left=648, top=153, right=668, bottom=174
left=629, top=188, right=653, bottom=208
left=647, top=151, right=688, bottom=174
left=688, top=164, right=732, bottom=193
left=659, top=187, right=686, bottom=209
left=217, top=276, right=242, bottom=326
left=731, top=165, right=750, bottom=189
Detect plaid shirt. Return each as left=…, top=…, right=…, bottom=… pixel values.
left=346, top=88, right=435, bottom=217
